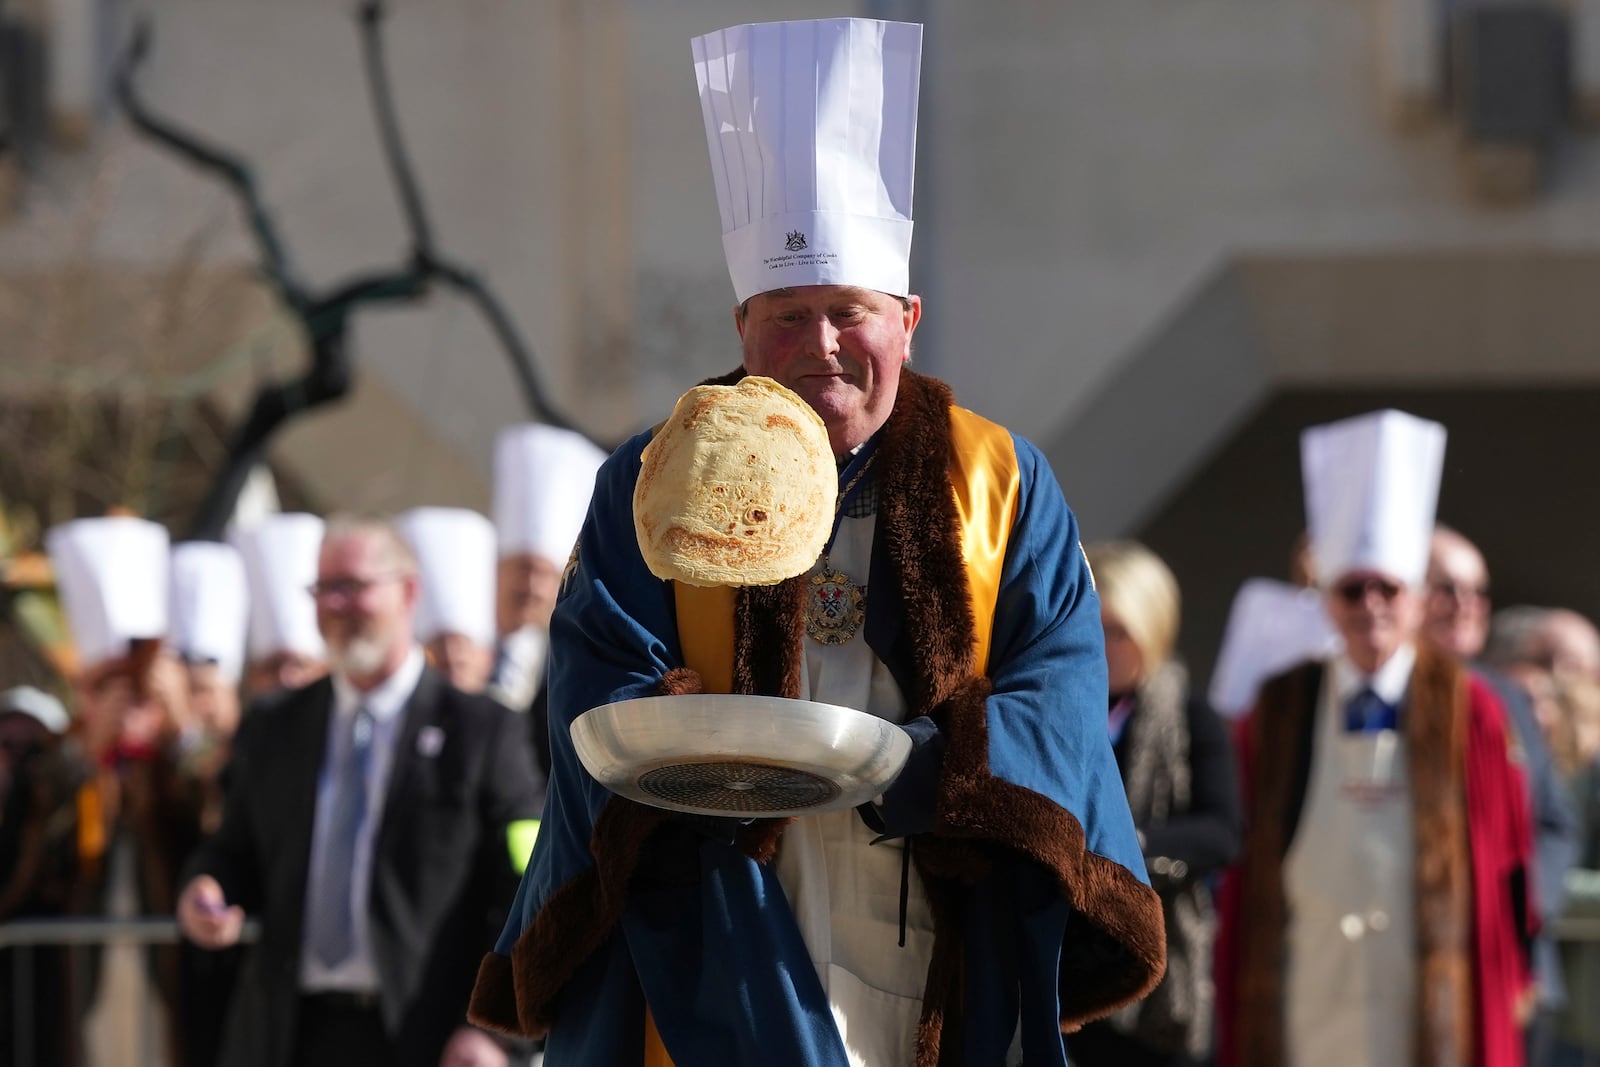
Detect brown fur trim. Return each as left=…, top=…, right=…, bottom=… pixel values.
left=498, top=797, right=672, bottom=1035
left=1406, top=645, right=1473, bottom=1067
left=476, top=668, right=718, bottom=1036
left=467, top=951, right=522, bottom=1037
left=920, top=676, right=1167, bottom=1030
left=734, top=578, right=807, bottom=699
left=1231, top=650, right=1474, bottom=1067
left=657, top=667, right=704, bottom=696
left=734, top=817, right=795, bottom=863
left=875, top=370, right=977, bottom=710
left=1230, top=662, right=1319, bottom=1067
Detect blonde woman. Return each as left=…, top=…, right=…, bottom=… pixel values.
left=1069, top=541, right=1242, bottom=1067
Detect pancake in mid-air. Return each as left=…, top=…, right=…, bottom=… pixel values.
left=634, top=376, right=835, bottom=587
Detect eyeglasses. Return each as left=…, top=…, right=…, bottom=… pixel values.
left=307, top=574, right=402, bottom=601
left=1333, top=576, right=1403, bottom=603
left=1427, top=580, right=1489, bottom=603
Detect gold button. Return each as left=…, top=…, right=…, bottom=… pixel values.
left=1340, top=913, right=1365, bottom=940
left=1367, top=909, right=1390, bottom=932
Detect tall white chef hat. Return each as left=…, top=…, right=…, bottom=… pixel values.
left=1301, top=409, right=1447, bottom=589
left=692, top=18, right=923, bottom=304
left=45, top=516, right=170, bottom=672
left=168, top=541, right=250, bottom=684
left=492, top=424, right=607, bottom=568
left=397, top=507, right=497, bottom=648
left=230, top=513, right=326, bottom=661
left=1207, top=578, right=1343, bottom=719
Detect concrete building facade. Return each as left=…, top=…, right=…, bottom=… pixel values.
left=5, top=0, right=1599, bottom=681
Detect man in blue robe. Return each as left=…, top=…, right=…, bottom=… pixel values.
left=469, top=17, right=1164, bottom=1066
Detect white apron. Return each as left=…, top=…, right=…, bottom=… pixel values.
left=1282, top=665, right=1417, bottom=1067
left=776, top=513, right=936, bottom=1067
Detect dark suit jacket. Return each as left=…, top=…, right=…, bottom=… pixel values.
left=185, top=666, right=542, bottom=1067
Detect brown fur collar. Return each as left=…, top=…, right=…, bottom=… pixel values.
left=471, top=369, right=1165, bottom=1054
left=1231, top=644, right=1473, bottom=1066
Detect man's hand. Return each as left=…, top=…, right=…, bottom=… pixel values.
left=176, top=875, right=244, bottom=948
left=437, top=1026, right=509, bottom=1067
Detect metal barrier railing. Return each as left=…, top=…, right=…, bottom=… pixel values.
left=1, top=916, right=260, bottom=1067
left=2, top=913, right=1598, bottom=1067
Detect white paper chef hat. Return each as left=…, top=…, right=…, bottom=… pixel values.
left=1301, top=409, right=1447, bottom=589
left=493, top=424, right=607, bottom=567
left=45, top=516, right=171, bottom=671
left=692, top=18, right=923, bottom=303
left=397, top=507, right=497, bottom=648
left=168, top=541, right=250, bottom=683
left=1207, top=578, right=1343, bottom=719
left=230, top=513, right=326, bottom=661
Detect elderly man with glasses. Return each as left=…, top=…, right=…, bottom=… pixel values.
left=177, top=514, right=543, bottom=1067
left=1217, top=411, right=1538, bottom=1067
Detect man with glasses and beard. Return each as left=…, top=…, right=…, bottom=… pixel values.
left=1216, top=410, right=1537, bottom=1067
left=177, top=515, right=542, bottom=1067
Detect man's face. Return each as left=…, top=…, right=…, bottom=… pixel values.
left=76, top=655, right=187, bottom=756
left=1326, top=570, right=1423, bottom=674
left=313, top=533, right=417, bottom=680
left=1422, top=532, right=1491, bottom=660
left=186, top=662, right=241, bottom=740
left=497, top=553, right=562, bottom=635
left=735, top=285, right=921, bottom=455
left=425, top=632, right=494, bottom=694
left=1538, top=611, right=1600, bottom=681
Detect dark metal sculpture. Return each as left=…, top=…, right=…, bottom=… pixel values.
left=115, top=1, right=603, bottom=541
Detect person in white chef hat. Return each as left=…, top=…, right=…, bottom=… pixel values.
left=1215, top=410, right=1537, bottom=1067
left=487, top=424, right=606, bottom=775
left=398, top=506, right=499, bottom=695
left=469, top=17, right=1166, bottom=1067
left=47, top=516, right=181, bottom=763
left=169, top=541, right=250, bottom=752
left=230, top=513, right=328, bottom=698
left=47, top=515, right=194, bottom=1057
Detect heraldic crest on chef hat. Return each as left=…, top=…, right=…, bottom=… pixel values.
left=230, top=513, right=326, bottom=661
left=398, top=507, right=497, bottom=649
left=1301, top=409, right=1447, bottom=589
left=46, top=516, right=171, bottom=680
left=692, top=17, right=923, bottom=304
left=493, top=424, right=608, bottom=569
left=1208, top=578, right=1342, bottom=719
left=169, top=541, right=250, bottom=684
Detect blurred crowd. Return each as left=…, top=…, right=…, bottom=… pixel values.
left=0, top=424, right=602, bottom=1067
left=0, top=405, right=1595, bottom=1067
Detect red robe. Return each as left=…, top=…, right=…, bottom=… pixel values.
left=1214, top=649, right=1534, bottom=1067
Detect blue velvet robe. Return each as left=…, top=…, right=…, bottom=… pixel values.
left=480, top=375, right=1163, bottom=1065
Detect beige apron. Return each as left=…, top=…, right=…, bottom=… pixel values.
left=1283, top=666, right=1417, bottom=1066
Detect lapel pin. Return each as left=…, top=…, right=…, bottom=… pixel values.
left=417, top=725, right=446, bottom=758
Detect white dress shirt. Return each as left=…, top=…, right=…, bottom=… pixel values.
left=299, top=646, right=425, bottom=992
